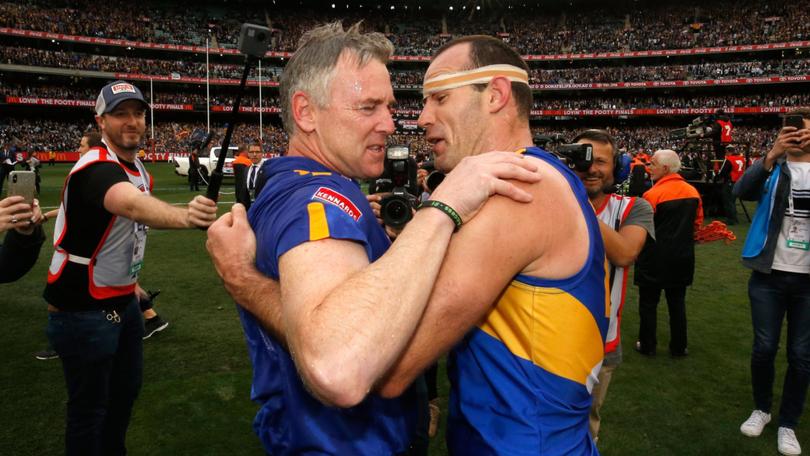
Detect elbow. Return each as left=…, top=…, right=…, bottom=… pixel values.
left=299, top=356, right=370, bottom=408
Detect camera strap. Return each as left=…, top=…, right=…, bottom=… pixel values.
left=422, top=64, right=529, bottom=98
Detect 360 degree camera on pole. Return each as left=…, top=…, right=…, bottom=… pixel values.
left=205, top=23, right=271, bottom=203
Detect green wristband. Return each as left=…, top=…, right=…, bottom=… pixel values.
left=418, top=200, right=463, bottom=232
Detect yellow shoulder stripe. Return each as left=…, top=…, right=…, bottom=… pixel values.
left=307, top=202, right=330, bottom=241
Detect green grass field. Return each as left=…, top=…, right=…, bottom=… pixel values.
left=0, top=162, right=803, bottom=455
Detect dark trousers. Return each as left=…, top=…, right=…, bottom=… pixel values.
left=47, top=298, right=144, bottom=456
left=721, top=181, right=738, bottom=224
left=749, top=270, right=810, bottom=428
left=638, top=286, right=687, bottom=354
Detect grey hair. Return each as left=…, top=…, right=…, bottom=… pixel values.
left=653, top=149, right=681, bottom=173
left=279, top=21, right=394, bottom=135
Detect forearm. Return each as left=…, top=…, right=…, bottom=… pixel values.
left=224, top=267, right=286, bottom=346
left=288, top=208, right=456, bottom=406
left=599, top=220, right=638, bottom=267
left=0, top=226, right=44, bottom=284
left=129, top=194, right=191, bottom=229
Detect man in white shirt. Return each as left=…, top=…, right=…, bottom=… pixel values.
left=734, top=108, right=810, bottom=456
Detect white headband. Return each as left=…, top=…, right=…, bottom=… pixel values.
left=422, top=64, right=530, bottom=98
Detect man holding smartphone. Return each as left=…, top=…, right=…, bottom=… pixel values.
left=43, top=80, right=218, bottom=456
left=735, top=109, right=810, bottom=456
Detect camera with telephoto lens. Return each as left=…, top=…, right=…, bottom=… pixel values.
left=369, top=145, right=419, bottom=228
left=669, top=115, right=716, bottom=141
left=534, top=134, right=594, bottom=172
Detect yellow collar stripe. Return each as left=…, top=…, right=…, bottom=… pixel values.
left=422, top=64, right=530, bottom=98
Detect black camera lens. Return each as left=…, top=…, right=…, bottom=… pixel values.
left=380, top=195, right=413, bottom=228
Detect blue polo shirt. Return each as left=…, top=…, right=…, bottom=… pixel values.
left=242, top=156, right=417, bottom=455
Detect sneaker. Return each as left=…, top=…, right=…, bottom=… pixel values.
left=779, top=427, right=802, bottom=455
left=34, top=349, right=59, bottom=360
left=143, top=315, right=169, bottom=340
left=740, top=410, right=771, bottom=437
left=428, top=398, right=441, bottom=438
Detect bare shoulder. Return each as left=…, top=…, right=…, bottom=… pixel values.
left=510, top=156, right=592, bottom=280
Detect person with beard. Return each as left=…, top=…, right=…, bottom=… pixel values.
left=43, top=80, right=217, bottom=456
left=573, top=129, right=655, bottom=442
left=204, top=24, right=540, bottom=455
left=206, top=33, right=607, bottom=455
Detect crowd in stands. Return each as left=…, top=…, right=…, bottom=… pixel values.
left=0, top=117, right=780, bottom=159
left=533, top=93, right=810, bottom=110
left=0, top=46, right=284, bottom=81
left=3, top=45, right=810, bottom=87
left=4, top=81, right=808, bottom=113
left=531, top=58, right=810, bottom=84
left=2, top=0, right=809, bottom=55
left=531, top=125, right=777, bottom=155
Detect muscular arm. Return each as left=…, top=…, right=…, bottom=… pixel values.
left=280, top=208, right=457, bottom=407
left=377, top=162, right=586, bottom=397
left=104, top=182, right=216, bottom=229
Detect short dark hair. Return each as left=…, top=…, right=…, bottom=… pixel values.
left=572, top=129, right=618, bottom=157
left=434, top=35, right=532, bottom=120
left=83, top=131, right=103, bottom=148
left=787, top=108, right=810, bottom=120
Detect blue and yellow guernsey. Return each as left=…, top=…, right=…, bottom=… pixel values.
left=447, top=146, right=609, bottom=455
left=244, top=156, right=418, bottom=455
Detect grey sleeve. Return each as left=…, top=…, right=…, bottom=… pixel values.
left=622, top=197, right=655, bottom=240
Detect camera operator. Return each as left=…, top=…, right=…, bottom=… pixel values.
left=716, top=144, right=746, bottom=225
left=715, top=110, right=734, bottom=160
left=734, top=109, right=810, bottom=456
left=43, top=80, right=217, bottom=456
left=573, top=130, right=655, bottom=441
left=0, top=195, right=44, bottom=283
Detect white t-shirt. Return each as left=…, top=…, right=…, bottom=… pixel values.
left=773, top=161, right=810, bottom=273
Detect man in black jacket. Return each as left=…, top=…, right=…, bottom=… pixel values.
left=634, top=149, right=703, bottom=357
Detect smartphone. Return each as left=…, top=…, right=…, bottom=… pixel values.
left=7, top=170, right=36, bottom=204
left=784, top=115, right=805, bottom=131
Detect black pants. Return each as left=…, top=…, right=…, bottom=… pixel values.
left=47, top=298, right=144, bottom=456
left=638, top=286, right=688, bottom=354
left=720, top=181, right=738, bottom=224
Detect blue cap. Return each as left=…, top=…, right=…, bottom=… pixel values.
left=95, top=80, right=149, bottom=116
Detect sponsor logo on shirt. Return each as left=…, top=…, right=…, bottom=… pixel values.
left=312, top=187, right=362, bottom=221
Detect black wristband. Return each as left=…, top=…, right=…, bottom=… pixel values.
left=417, top=200, right=463, bottom=232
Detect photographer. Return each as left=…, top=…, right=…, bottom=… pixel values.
left=0, top=195, right=44, bottom=283
left=573, top=130, right=654, bottom=441
left=734, top=109, right=810, bottom=456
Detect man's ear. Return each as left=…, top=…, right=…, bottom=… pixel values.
left=95, top=115, right=104, bottom=132
left=291, top=91, right=316, bottom=133
left=487, top=76, right=512, bottom=114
